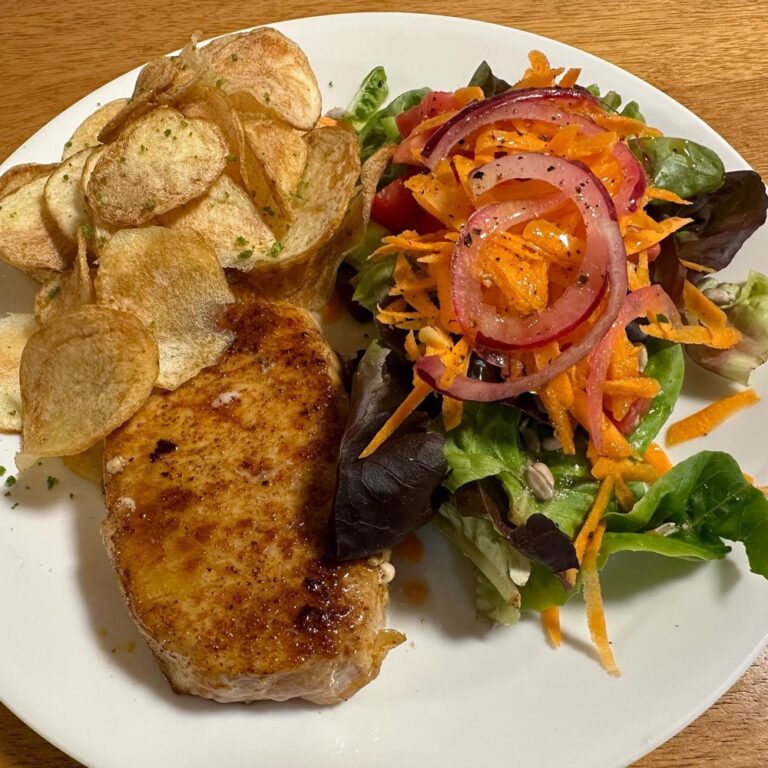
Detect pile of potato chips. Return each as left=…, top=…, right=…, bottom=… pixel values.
left=0, top=27, right=369, bottom=475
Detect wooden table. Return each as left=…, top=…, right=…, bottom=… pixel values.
left=1, top=1, right=767, bottom=765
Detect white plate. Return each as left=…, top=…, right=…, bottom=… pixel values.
left=1, top=12, right=767, bottom=768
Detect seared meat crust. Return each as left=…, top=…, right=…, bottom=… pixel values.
left=103, top=299, right=402, bottom=704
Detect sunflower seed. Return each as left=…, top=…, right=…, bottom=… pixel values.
left=525, top=462, right=555, bottom=501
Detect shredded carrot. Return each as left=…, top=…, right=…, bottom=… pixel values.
left=573, top=475, right=615, bottom=563
left=318, top=115, right=338, bottom=126
left=602, top=378, right=661, bottom=399
left=645, top=186, right=690, bottom=205
left=614, top=475, right=637, bottom=511
left=591, top=458, right=658, bottom=483
left=582, top=522, right=621, bottom=676
left=683, top=280, right=728, bottom=329
left=558, top=67, right=581, bottom=88
left=666, top=389, right=760, bottom=446
left=643, top=322, right=741, bottom=349
left=643, top=443, right=672, bottom=475
left=359, top=380, right=433, bottom=458
left=541, top=607, right=562, bottom=647
left=404, top=331, right=420, bottom=361
left=744, top=473, right=754, bottom=485
left=679, top=259, right=716, bottom=273
left=453, top=86, right=485, bottom=106
left=513, top=50, right=564, bottom=89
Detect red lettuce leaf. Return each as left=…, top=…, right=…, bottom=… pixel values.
left=455, top=476, right=578, bottom=573
left=654, top=170, right=767, bottom=273
left=330, top=342, right=447, bottom=560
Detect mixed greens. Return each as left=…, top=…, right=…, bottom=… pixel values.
left=329, top=57, right=768, bottom=666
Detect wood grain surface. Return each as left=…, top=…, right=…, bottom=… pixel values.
left=0, top=1, right=766, bottom=766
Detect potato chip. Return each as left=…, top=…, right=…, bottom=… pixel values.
left=287, top=145, right=394, bottom=308
left=79, top=148, right=117, bottom=254
left=86, top=106, right=227, bottom=227
left=159, top=173, right=276, bottom=270
left=63, top=442, right=103, bottom=484
left=205, top=28, right=321, bottom=131
left=244, top=125, right=359, bottom=303
left=238, top=113, right=307, bottom=224
left=44, top=147, right=96, bottom=242
left=35, top=230, right=93, bottom=324
left=0, top=163, right=58, bottom=199
left=62, top=99, right=129, bottom=160
left=17, top=306, right=158, bottom=463
left=98, top=41, right=207, bottom=144
left=0, top=314, right=37, bottom=433
left=95, top=227, right=235, bottom=389
left=0, top=174, right=73, bottom=279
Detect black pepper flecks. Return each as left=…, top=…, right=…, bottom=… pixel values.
left=149, top=439, right=177, bottom=463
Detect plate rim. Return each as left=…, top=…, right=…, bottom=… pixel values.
left=1, top=12, right=766, bottom=768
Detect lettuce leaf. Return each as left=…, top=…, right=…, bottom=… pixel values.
left=585, top=84, right=645, bottom=122
left=341, top=66, right=389, bottom=132
left=358, top=87, right=431, bottom=162
left=436, top=501, right=527, bottom=597
left=443, top=402, right=526, bottom=492
left=686, top=271, right=768, bottom=385
left=630, top=137, right=724, bottom=199
left=627, top=339, right=685, bottom=453
left=604, top=451, right=768, bottom=578
left=467, top=61, right=511, bottom=98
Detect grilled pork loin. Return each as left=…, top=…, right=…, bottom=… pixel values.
left=102, top=298, right=403, bottom=704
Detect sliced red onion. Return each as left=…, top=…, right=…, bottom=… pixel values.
left=586, top=285, right=681, bottom=453
left=616, top=397, right=652, bottom=435
left=421, top=87, right=645, bottom=214
left=416, top=237, right=627, bottom=401
left=453, top=154, right=615, bottom=351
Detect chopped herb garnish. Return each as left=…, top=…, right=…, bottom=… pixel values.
left=11, top=503, right=18, bottom=510
left=46, top=476, right=58, bottom=490
left=63, top=174, right=69, bottom=181
left=269, top=241, right=283, bottom=258
left=230, top=53, right=239, bottom=62
left=215, top=77, right=226, bottom=88
left=64, top=141, right=72, bottom=148
left=81, top=222, right=94, bottom=239
left=4, top=476, right=16, bottom=488
left=47, top=286, right=61, bottom=300
left=0, top=466, right=5, bottom=476
left=180, top=120, right=188, bottom=128
left=7, top=410, right=15, bottom=417
left=143, top=199, right=157, bottom=212
left=140, top=144, right=147, bottom=153
left=235, top=236, right=247, bottom=247
left=262, top=205, right=275, bottom=216
left=263, top=92, right=271, bottom=103
left=163, top=128, right=172, bottom=137
left=237, top=249, right=254, bottom=260
left=328, top=80, right=334, bottom=88
left=69, top=492, right=75, bottom=500
left=225, top=153, right=238, bottom=163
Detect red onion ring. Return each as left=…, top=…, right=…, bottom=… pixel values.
left=586, top=285, right=681, bottom=453
left=456, top=154, right=615, bottom=350
left=415, top=161, right=628, bottom=401
left=421, top=87, right=645, bottom=214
